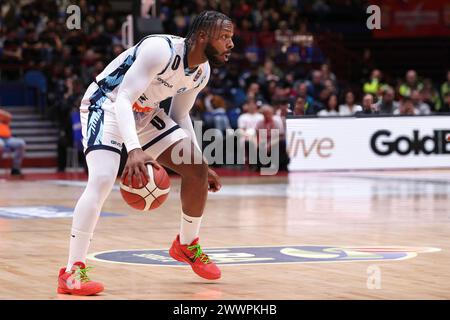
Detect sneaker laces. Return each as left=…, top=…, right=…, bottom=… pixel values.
left=187, top=244, right=210, bottom=264
left=73, top=266, right=93, bottom=283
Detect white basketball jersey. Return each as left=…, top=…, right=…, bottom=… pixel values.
left=81, top=34, right=210, bottom=117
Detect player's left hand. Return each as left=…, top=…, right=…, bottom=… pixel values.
left=207, top=168, right=221, bottom=192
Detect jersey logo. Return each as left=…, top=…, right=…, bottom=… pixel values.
left=138, top=94, right=148, bottom=104
left=132, top=102, right=153, bottom=113
left=177, top=87, right=187, bottom=94
left=157, top=77, right=173, bottom=88
left=193, top=69, right=202, bottom=82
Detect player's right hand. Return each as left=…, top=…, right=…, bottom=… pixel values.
left=122, top=148, right=162, bottom=187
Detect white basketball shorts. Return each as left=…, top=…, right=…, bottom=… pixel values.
left=80, top=98, right=187, bottom=159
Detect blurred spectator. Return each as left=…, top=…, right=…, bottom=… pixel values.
left=421, top=79, right=441, bottom=112
left=307, top=70, right=324, bottom=100
left=292, top=21, right=314, bottom=48
left=275, top=20, right=293, bottom=50
left=293, top=96, right=307, bottom=116
left=274, top=98, right=291, bottom=133
left=410, top=90, right=431, bottom=115
left=363, top=69, right=383, bottom=95
left=237, top=18, right=255, bottom=47
left=275, top=99, right=291, bottom=118
left=56, top=76, right=84, bottom=172
left=310, top=88, right=331, bottom=114
left=257, top=20, right=276, bottom=50
left=238, top=97, right=262, bottom=129
left=237, top=98, right=263, bottom=169
left=284, top=47, right=305, bottom=78
left=321, top=63, right=337, bottom=86
left=210, top=95, right=231, bottom=134
left=323, top=79, right=338, bottom=96
left=399, top=70, right=423, bottom=98
left=271, top=81, right=290, bottom=104
left=356, top=94, right=378, bottom=115
left=440, top=71, right=450, bottom=107
left=1, top=30, right=23, bottom=80
left=258, top=58, right=282, bottom=84
left=246, top=82, right=265, bottom=105
left=239, top=65, right=260, bottom=91
left=339, top=91, right=362, bottom=116
left=22, top=28, right=42, bottom=67
left=294, top=82, right=315, bottom=114
left=394, top=97, right=418, bottom=115
left=284, top=72, right=299, bottom=98
left=0, top=108, right=26, bottom=176
left=359, top=48, right=376, bottom=83
left=256, top=105, right=288, bottom=171
left=318, top=94, right=339, bottom=117
left=256, top=105, right=284, bottom=138
left=440, top=92, right=450, bottom=113
left=376, top=87, right=399, bottom=114
left=312, top=0, right=331, bottom=16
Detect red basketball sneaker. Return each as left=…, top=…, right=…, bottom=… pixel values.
left=57, top=262, right=104, bottom=295
left=169, top=235, right=221, bottom=280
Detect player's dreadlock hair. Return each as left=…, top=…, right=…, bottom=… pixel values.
left=185, top=11, right=232, bottom=47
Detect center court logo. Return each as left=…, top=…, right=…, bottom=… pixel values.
left=89, top=245, right=440, bottom=266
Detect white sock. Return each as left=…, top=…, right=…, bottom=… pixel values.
left=66, top=228, right=93, bottom=272
left=65, top=150, right=120, bottom=272
left=180, top=212, right=203, bottom=245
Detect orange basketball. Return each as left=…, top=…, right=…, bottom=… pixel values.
left=120, top=164, right=170, bottom=211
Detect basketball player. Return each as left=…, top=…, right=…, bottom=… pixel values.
left=57, top=11, right=234, bottom=295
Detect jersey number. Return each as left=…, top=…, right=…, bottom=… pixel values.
left=150, top=115, right=166, bottom=130
left=171, top=55, right=181, bottom=70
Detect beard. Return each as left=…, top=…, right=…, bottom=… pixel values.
left=204, top=42, right=225, bottom=68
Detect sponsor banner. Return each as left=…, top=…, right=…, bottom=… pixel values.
left=0, top=206, right=124, bottom=219
left=89, top=245, right=440, bottom=266
left=372, top=0, right=450, bottom=38
left=286, top=116, right=450, bottom=171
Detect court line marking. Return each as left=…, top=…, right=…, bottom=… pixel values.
left=329, top=173, right=450, bottom=185
left=87, top=245, right=441, bottom=267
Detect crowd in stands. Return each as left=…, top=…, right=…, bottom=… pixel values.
left=1, top=0, right=450, bottom=172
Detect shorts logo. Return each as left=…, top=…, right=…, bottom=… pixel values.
left=89, top=245, right=440, bottom=266
left=110, top=140, right=122, bottom=147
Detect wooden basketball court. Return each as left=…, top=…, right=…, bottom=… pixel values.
left=1, top=169, right=449, bottom=299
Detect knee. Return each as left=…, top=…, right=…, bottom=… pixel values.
left=90, top=171, right=116, bottom=191
left=18, top=139, right=26, bottom=150
left=14, top=140, right=26, bottom=154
